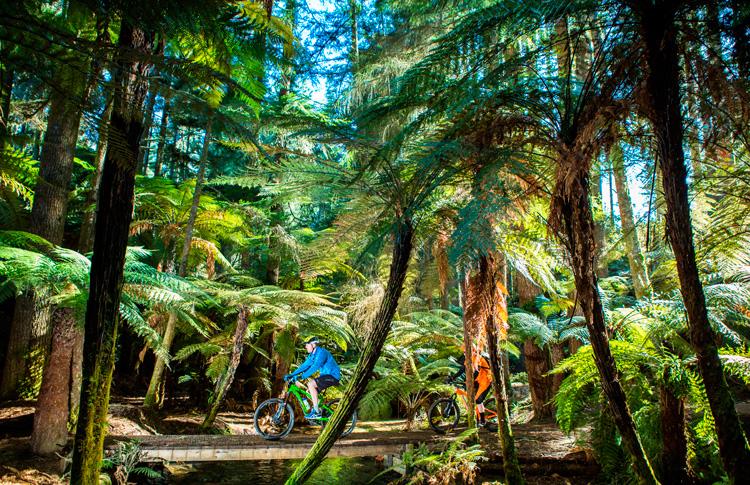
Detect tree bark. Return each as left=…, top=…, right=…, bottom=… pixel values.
left=286, top=217, right=413, bottom=485
left=658, top=378, right=690, bottom=484
left=480, top=255, right=524, bottom=484
left=635, top=1, right=750, bottom=480
left=551, top=150, right=657, bottom=483
left=611, top=142, right=650, bottom=298
left=1, top=64, right=87, bottom=399
left=70, top=21, right=153, bottom=485
left=201, top=306, right=249, bottom=431
left=517, top=272, right=553, bottom=420
left=30, top=308, right=81, bottom=455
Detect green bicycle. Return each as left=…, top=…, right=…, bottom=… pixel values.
left=253, top=382, right=357, bottom=440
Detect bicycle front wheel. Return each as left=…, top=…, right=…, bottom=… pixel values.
left=254, top=398, right=294, bottom=440
left=321, top=399, right=357, bottom=437
left=428, top=397, right=460, bottom=434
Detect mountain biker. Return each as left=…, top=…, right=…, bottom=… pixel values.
left=449, top=344, right=493, bottom=426
left=283, top=337, right=340, bottom=419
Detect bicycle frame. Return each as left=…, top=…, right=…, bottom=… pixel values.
left=282, top=383, right=335, bottom=420
left=453, top=386, right=498, bottom=421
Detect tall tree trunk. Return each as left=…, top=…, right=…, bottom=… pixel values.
left=658, top=371, right=690, bottom=484
left=201, top=307, right=249, bottom=431
left=611, top=142, right=650, bottom=298
left=30, top=308, right=81, bottom=455
left=70, top=22, right=153, bottom=485
left=144, top=117, right=212, bottom=410
left=480, top=255, right=524, bottom=484
left=78, top=89, right=114, bottom=253
left=286, top=217, right=413, bottom=485
left=551, top=150, right=657, bottom=483
left=635, top=1, right=750, bottom=480
left=1, top=64, right=87, bottom=399
left=153, top=91, right=170, bottom=178
left=517, top=272, right=553, bottom=420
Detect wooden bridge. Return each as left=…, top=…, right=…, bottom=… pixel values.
left=107, top=430, right=446, bottom=462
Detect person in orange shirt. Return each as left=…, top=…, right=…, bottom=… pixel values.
left=450, top=343, right=493, bottom=426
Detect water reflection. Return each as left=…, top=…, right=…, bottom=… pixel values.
left=168, top=457, right=395, bottom=484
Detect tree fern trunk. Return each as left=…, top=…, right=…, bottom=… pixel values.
left=70, top=21, right=153, bottom=485
left=1, top=63, right=87, bottom=399
left=482, top=255, right=524, bottom=483
left=635, top=1, right=750, bottom=480
left=552, top=152, right=657, bottom=483
left=201, top=307, right=249, bottom=431
left=31, top=308, right=80, bottom=454
left=658, top=380, right=690, bottom=484
left=286, top=217, right=413, bottom=485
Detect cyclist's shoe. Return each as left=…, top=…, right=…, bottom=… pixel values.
left=305, top=409, right=322, bottom=420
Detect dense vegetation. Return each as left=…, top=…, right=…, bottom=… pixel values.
left=1, top=0, right=749, bottom=484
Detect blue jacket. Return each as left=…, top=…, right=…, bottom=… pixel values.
left=291, top=346, right=340, bottom=380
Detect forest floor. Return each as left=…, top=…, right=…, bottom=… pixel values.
left=0, top=397, right=691, bottom=484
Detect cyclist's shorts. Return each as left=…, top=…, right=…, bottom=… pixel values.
left=315, top=374, right=339, bottom=392
left=475, top=382, right=491, bottom=404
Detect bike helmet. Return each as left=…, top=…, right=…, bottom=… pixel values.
left=303, top=336, right=320, bottom=345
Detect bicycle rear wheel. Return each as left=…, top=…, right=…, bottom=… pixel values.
left=321, top=399, right=357, bottom=437
left=428, top=397, right=460, bottom=434
left=254, top=398, right=295, bottom=440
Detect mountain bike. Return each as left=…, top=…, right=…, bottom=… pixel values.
left=427, top=379, right=499, bottom=434
left=253, top=381, right=357, bottom=440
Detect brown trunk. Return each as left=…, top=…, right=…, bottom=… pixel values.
left=551, top=150, right=657, bottom=482
left=549, top=342, right=565, bottom=396
left=286, top=217, right=413, bottom=485
left=516, top=272, right=553, bottom=419
left=201, top=307, right=250, bottom=430
left=480, top=255, right=524, bottom=484
left=611, top=142, right=650, bottom=298
left=143, top=313, right=176, bottom=409
left=524, top=340, right=553, bottom=420
left=658, top=380, right=690, bottom=484
left=636, top=2, right=750, bottom=480
left=70, top=22, right=153, bottom=485
left=1, top=65, right=87, bottom=399
left=30, top=308, right=81, bottom=455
